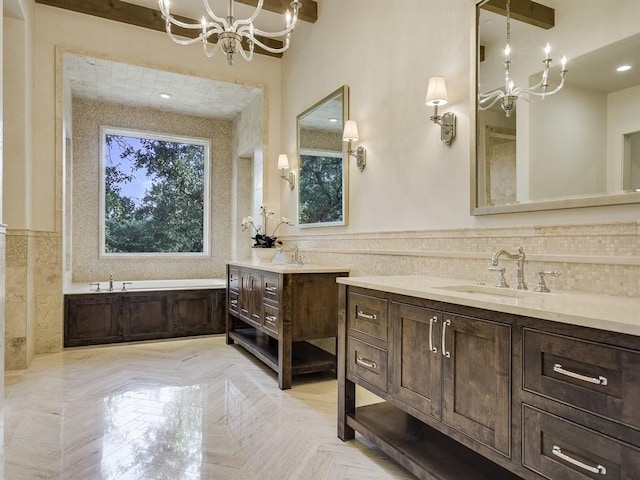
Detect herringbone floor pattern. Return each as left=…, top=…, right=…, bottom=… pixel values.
left=3, top=336, right=414, bottom=480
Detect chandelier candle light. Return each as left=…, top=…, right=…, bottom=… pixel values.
left=158, top=0, right=302, bottom=65
left=478, top=0, right=568, bottom=117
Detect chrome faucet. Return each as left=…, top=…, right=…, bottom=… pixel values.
left=490, top=247, right=527, bottom=290
left=109, top=273, right=114, bottom=292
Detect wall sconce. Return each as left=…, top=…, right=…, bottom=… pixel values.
left=425, top=76, right=456, bottom=146
left=278, top=154, right=295, bottom=190
left=342, top=120, right=367, bottom=172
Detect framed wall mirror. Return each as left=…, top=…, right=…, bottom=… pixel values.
left=473, top=0, right=640, bottom=214
left=297, top=85, right=349, bottom=227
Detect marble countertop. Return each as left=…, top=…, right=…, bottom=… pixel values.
left=338, top=275, right=640, bottom=337
left=227, top=261, right=350, bottom=274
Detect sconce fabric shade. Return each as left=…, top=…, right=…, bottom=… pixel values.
left=342, top=120, right=359, bottom=142
left=277, top=154, right=290, bottom=169
left=426, top=76, right=449, bottom=106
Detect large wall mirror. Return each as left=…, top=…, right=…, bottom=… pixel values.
left=297, top=85, right=349, bottom=227
left=473, top=0, right=640, bottom=214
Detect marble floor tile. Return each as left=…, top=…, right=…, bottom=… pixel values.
left=3, top=336, right=414, bottom=480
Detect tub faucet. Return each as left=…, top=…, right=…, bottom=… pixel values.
left=490, top=247, right=527, bottom=290
left=291, top=246, right=304, bottom=265
left=109, top=273, right=114, bottom=292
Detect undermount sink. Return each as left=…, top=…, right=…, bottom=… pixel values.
left=434, top=284, right=542, bottom=300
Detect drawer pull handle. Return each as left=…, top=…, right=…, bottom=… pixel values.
left=265, top=315, right=277, bottom=322
left=230, top=299, right=238, bottom=306
left=442, top=319, right=451, bottom=358
left=356, top=356, right=378, bottom=369
left=552, top=446, right=607, bottom=475
left=428, top=316, right=438, bottom=353
left=553, top=363, right=608, bottom=386
left=265, top=286, right=277, bottom=294
left=357, top=310, right=377, bottom=320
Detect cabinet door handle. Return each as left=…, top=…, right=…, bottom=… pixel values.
left=250, top=276, right=254, bottom=292
left=428, top=316, right=438, bottom=353
left=441, top=319, right=451, bottom=358
left=265, top=315, right=277, bottom=322
left=356, top=356, right=378, bottom=369
left=265, top=286, right=277, bottom=294
left=357, top=310, right=377, bottom=320
left=552, top=446, right=607, bottom=475
left=553, top=363, right=608, bottom=386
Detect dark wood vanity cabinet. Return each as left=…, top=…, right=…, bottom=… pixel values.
left=226, top=263, right=348, bottom=390
left=65, top=288, right=225, bottom=347
left=338, top=284, right=640, bottom=480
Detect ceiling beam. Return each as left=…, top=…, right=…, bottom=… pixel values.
left=35, top=0, right=317, bottom=58
left=481, top=0, right=555, bottom=30
left=237, top=0, right=318, bottom=24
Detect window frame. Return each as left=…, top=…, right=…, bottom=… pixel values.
left=99, top=126, right=211, bottom=257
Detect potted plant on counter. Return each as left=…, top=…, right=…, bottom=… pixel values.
left=241, top=205, right=293, bottom=262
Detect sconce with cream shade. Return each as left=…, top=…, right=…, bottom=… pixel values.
left=278, top=154, right=295, bottom=189
left=426, top=76, right=456, bottom=146
left=342, top=120, right=367, bottom=172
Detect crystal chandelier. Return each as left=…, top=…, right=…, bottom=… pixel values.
left=478, top=0, right=567, bottom=117
left=158, top=0, right=302, bottom=65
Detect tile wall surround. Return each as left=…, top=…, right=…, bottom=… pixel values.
left=281, top=221, right=640, bottom=298
left=71, top=98, right=234, bottom=282
left=0, top=228, right=6, bottom=394
left=5, top=230, right=63, bottom=369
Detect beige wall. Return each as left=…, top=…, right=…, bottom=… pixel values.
left=1, top=0, right=6, bottom=392
left=71, top=98, right=233, bottom=282
left=277, top=0, right=639, bottom=295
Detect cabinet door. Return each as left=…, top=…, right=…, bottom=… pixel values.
left=123, top=293, right=170, bottom=341
left=390, top=302, right=442, bottom=420
left=170, top=291, right=216, bottom=335
left=239, top=271, right=262, bottom=327
left=65, top=294, right=122, bottom=346
left=441, top=313, right=511, bottom=457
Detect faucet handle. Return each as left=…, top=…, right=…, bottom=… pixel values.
left=488, top=266, right=509, bottom=288
left=534, top=270, right=562, bottom=293
left=89, top=282, right=101, bottom=292
left=121, top=282, right=133, bottom=291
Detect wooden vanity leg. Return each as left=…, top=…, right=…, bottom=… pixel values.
left=225, top=311, right=235, bottom=345
left=337, top=285, right=355, bottom=440
left=279, top=317, right=292, bottom=390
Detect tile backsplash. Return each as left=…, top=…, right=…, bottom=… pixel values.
left=282, top=222, right=640, bottom=297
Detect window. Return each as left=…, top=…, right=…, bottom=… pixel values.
left=100, top=127, right=210, bottom=255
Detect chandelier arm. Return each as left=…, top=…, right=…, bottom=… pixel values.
left=478, top=89, right=505, bottom=100
left=518, top=76, right=567, bottom=99
left=237, top=42, right=255, bottom=62
left=202, top=38, right=224, bottom=58
left=478, top=95, right=505, bottom=111
left=249, top=35, right=291, bottom=54
left=235, top=0, right=265, bottom=27
left=164, top=25, right=221, bottom=46
left=202, top=0, right=230, bottom=29
left=251, top=18, right=298, bottom=38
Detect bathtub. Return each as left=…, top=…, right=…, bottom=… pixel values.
left=64, top=278, right=227, bottom=347
left=64, top=278, right=226, bottom=294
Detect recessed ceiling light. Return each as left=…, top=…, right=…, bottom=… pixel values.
left=159, top=92, right=172, bottom=99
left=616, top=65, right=632, bottom=72
left=328, top=117, right=338, bottom=123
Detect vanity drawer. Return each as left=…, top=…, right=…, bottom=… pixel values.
left=523, top=405, right=640, bottom=479
left=228, top=268, right=240, bottom=292
left=262, top=274, right=280, bottom=305
left=228, top=291, right=239, bottom=314
left=347, top=292, right=388, bottom=341
left=347, top=337, right=388, bottom=392
left=263, top=303, right=279, bottom=335
left=523, top=328, right=640, bottom=430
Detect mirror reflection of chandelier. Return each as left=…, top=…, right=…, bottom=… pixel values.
left=478, top=0, right=568, bottom=117
left=158, top=0, right=302, bottom=65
